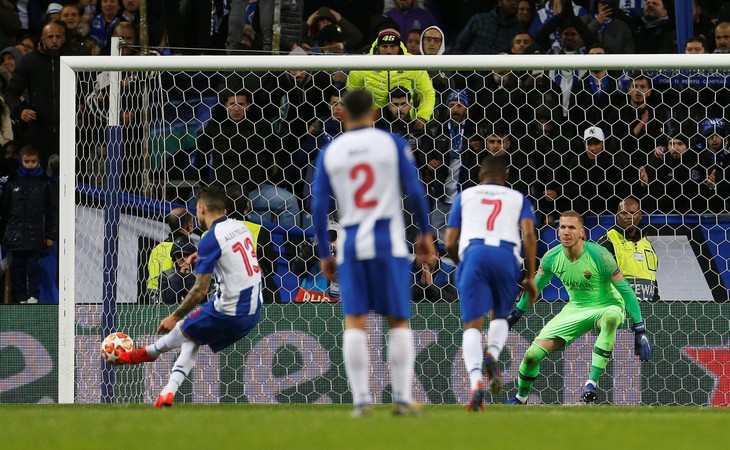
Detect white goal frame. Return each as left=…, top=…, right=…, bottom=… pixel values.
left=58, top=53, right=730, bottom=403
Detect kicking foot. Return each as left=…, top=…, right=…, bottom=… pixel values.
left=118, top=347, right=158, bottom=365
left=392, top=402, right=424, bottom=417
left=153, top=392, right=175, bottom=407
left=505, top=396, right=526, bottom=405
left=484, top=355, right=502, bottom=395
left=581, top=383, right=597, bottom=404
left=467, top=380, right=484, bottom=412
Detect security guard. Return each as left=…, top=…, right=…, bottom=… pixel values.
left=598, top=196, right=659, bottom=302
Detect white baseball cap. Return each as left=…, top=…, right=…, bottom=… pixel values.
left=583, top=126, right=605, bottom=141
left=46, top=3, right=63, bottom=14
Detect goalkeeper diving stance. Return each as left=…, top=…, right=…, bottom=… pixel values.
left=120, top=185, right=263, bottom=407
left=506, top=210, right=652, bottom=404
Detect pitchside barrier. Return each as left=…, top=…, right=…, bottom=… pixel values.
left=2, top=302, right=729, bottom=406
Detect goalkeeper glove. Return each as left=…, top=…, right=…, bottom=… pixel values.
left=631, top=322, right=652, bottom=361
left=507, top=308, right=524, bottom=330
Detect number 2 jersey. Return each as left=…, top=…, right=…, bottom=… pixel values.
left=311, top=127, right=430, bottom=262
left=447, top=183, right=535, bottom=264
left=195, top=217, right=262, bottom=317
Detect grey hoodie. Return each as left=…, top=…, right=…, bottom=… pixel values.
left=419, top=25, right=445, bottom=56
left=0, top=46, right=23, bottom=68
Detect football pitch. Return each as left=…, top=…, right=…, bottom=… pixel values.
left=2, top=404, right=729, bottom=450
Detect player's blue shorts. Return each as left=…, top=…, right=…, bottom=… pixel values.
left=456, top=243, right=521, bottom=323
left=181, top=300, right=260, bottom=353
left=337, top=257, right=411, bottom=319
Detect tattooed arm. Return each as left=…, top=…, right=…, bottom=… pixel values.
left=157, top=273, right=212, bottom=333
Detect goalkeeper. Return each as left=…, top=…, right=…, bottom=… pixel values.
left=506, top=210, right=652, bottom=404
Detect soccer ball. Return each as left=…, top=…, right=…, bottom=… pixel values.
left=101, top=332, right=135, bottom=365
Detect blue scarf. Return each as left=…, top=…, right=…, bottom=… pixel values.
left=588, top=75, right=609, bottom=99
left=17, top=164, right=44, bottom=178
left=448, top=121, right=465, bottom=159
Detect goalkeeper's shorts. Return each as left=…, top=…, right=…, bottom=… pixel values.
left=535, top=304, right=625, bottom=346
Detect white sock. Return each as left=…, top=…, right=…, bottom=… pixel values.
left=462, top=328, right=483, bottom=391
left=343, top=328, right=370, bottom=406
left=161, top=341, right=199, bottom=396
left=388, top=328, right=414, bottom=405
left=146, top=322, right=190, bottom=357
left=486, top=318, right=509, bottom=361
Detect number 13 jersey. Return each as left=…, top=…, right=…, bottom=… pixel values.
left=195, top=217, right=263, bottom=316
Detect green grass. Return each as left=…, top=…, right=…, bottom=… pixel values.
left=2, top=404, right=729, bottom=450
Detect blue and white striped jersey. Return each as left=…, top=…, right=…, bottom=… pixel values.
left=195, top=217, right=262, bottom=316
left=447, top=183, right=535, bottom=263
left=311, top=126, right=430, bottom=262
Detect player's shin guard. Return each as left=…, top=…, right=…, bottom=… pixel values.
left=160, top=341, right=200, bottom=397
left=388, top=328, right=414, bottom=406
left=147, top=322, right=191, bottom=357
left=344, top=329, right=370, bottom=407
left=517, top=343, right=549, bottom=398
left=462, top=328, right=483, bottom=391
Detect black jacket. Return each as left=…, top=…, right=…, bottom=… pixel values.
left=1, top=168, right=58, bottom=252
left=5, top=46, right=69, bottom=158
left=159, top=267, right=196, bottom=304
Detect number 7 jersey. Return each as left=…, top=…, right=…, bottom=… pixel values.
left=311, top=127, right=430, bottom=262
left=195, top=217, right=263, bottom=316
left=447, top=183, right=535, bottom=264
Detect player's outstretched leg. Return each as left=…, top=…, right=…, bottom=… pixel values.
left=154, top=340, right=200, bottom=408
left=118, top=347, right=157, bottom=364
left=582, top=309, right=622, bottom=404
left=507, top=343, right=549, bottom=405
left=119, top=321, right=190, bottom=365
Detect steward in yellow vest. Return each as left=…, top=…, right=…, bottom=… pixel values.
left=598, top=197, right=659, bottom=302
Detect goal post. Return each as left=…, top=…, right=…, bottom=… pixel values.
left=58, top=53, right=730, bottom=405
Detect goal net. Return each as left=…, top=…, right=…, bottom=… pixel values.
left=46, top=53, right=730, bottom=406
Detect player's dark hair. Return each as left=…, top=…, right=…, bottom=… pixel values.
left=198, top=185, right=228, bottom=213
left=343, top=89, right=373, bottom=121
left=479, top=154, right=508, bottom=180
left=560, top=210, right=585, bottom=227
left=19, top=144, right=39, bottom=158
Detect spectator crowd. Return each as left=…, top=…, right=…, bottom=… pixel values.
left=0, top=0, right=729, bottom=303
